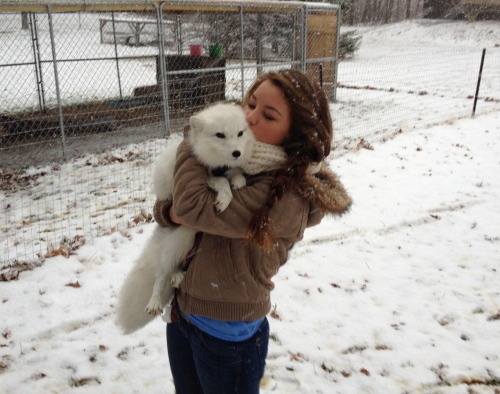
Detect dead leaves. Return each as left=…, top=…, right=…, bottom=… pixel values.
left=86, top=150, right=146, bottom=167
left=285, top=351, right=308, bottom=371
left=45, top=235, right=86, bottom=259
left=0, top=168, right=48, bottom=191
left=0, top=259, right=44, bottom=281
left=356, top=138, right=374, bottom=151
left=1, top=235, right=85, bottom=281
left=30, top=372, right=47, bottom=381
left=487, top=311, right=500, bottom=321
left=132, top=209, right=153, bottom=224
left=289, top=351, right=308, bottom=362
left=270, top=304, right=281, bottom=320
left=2, top=328, right=11, bottom=340
left=0, top=330, right=14, bottom=370
left=70, top=376, right=101, bottom=387
left=0, top=355, right=13, bottom=370
left=360, top=368, right=371, bottom=376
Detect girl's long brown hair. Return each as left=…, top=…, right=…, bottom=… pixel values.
left=244, top=69, right=333, bottom=250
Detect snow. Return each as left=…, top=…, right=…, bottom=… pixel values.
left=1, top=19, right=500, bottom=393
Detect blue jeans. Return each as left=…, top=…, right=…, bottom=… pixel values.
left=166, top=314, right=269, bottom=394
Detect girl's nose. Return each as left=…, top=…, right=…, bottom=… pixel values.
left=246, top=110, right=257, bottom=126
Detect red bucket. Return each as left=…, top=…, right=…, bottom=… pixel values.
left=189, top=45, right=202, bottom=56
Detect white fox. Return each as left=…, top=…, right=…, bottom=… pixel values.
left=116, top=103, right=255, bottom=334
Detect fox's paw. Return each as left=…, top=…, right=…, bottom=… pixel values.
left=231, top=174, right=246, bottom=190
left=208, top=176, right=232, bottom=213
left=145, top=298, right=163, bottom=316
left=171, top=272, right=186, bottom=288
left=214, top=194, right=231, bottom=212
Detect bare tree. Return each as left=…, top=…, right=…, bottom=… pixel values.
left=374, top=0, right=383, bottom=22
left=385, top=0, right=395, bottom=23
left=361, top=0, right=375, bottom=22
left=347, top=0, right=356, bottom=25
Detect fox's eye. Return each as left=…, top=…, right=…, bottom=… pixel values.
left=238, top=130, right=244, bottom=137
left=215, top=133, right=225, bottom=139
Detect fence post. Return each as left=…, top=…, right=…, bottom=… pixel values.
left=333, top=7, right=340, bottom=102
left=47, top=5, right=67, bottom=159
left=240, top=6, right=245, bottom=102
left=175, top=14, right=182, bottom=55
left=256, top=14, right=263, bottom=75
left=301, top=6, right=307, bottom=74
left=111, top=12, right=124, bottom=100
left=29, top=12, right=46, bottom=111
left=472, top=48, right=486, bottom=118
left=157, top=4, right=170, bottom=135
left=292, top=13, right=297, bottom=65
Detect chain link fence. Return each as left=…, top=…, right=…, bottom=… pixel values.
left=1, top=2, right=500, bottom=270
left=0, top=1, right=340, bottom=268
left=334, top=36, right=500, bottom=150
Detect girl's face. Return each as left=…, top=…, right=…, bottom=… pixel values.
left=244, top=80, right=291, bottom=146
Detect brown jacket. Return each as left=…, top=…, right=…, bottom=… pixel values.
left=165, top=140, right=350, bottom=322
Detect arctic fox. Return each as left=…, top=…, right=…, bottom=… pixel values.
left=116, top=103, right=255, bottom=334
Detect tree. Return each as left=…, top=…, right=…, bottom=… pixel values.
left=361, top=0, right=376, bottom=22
left=339, top=30, right=361, bottom=59
left=423, top=0, right=460, bottom=18
left=385, top=0, right=395, bottom=22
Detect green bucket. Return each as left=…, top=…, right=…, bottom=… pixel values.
left=209, top=44, right=223, bottom=57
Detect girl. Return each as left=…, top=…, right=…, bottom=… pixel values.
left=154, top=69, right=351, bottom=393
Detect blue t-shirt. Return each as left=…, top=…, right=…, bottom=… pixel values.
left=184, top=312, right=264, bottom=342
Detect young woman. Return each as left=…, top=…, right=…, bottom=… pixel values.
left=153, top=69, right=351, bottom=394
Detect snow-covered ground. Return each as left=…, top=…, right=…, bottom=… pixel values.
left=1, top=108, right=499, bottom=394
left=1, top=19, right=500, bottom=393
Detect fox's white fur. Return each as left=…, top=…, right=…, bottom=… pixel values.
left=116, top=103, right=255, bottom=334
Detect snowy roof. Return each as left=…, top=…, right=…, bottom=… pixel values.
left=0, top=0, right=338, bottom=13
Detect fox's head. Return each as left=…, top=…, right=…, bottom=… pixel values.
left=189, top=103, right=255, bottom=169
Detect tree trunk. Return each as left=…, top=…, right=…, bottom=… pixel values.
left=347, top=0, right=356, bottom=26
left=361, top=0, right=374, bottom=23
left=374, top=0, right=382, bottom=22
left=385, top=0, right=395, bottom=23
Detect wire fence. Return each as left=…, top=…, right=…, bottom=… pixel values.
left=0, top=2, right=338, bottom=165
left=1, top=1, right=500, bottom=270
left=0, top=1, right=340, bottom=269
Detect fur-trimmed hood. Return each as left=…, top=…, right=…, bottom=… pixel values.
left=296, top=163, right=352, bottom=216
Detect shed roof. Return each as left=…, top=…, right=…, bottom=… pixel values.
left=460, top=0, right=500, bottom=5
left=0, top=0, right=338, bottom=13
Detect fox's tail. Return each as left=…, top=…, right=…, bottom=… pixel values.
left=116, top=227, right=170, bottom=334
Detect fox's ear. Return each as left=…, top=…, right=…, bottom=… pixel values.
left=189, top=115, right=204, bottom=134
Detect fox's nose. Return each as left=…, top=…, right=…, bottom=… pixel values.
left=232, top=150, right=241, bottom=158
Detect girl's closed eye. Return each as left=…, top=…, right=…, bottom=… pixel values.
left=244, top=79, right=291, bottom=145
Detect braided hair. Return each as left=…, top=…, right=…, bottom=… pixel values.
left=244, top=69, right=333, bottom=250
